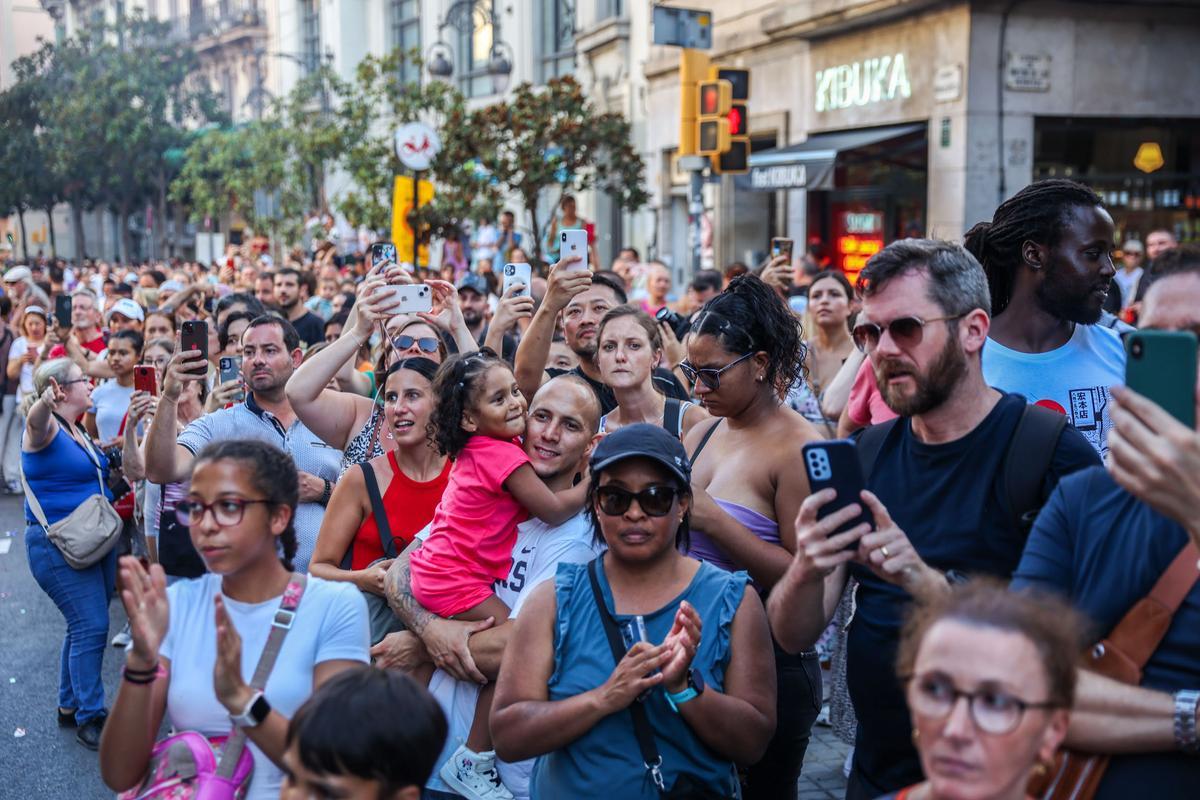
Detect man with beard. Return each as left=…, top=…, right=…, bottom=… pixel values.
left=964, top=179, right=1126, bottom=456
left=144, top=315, right=343, bottom=572
left=273, top=267, right=325, bottom=349
left=514, top=257, right=688, bottom=414
left=765, top=239, right=1098, bottom=800
left=457, top=272, right=516, bottom=362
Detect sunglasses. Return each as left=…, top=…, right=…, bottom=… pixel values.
left=596, top=485, right=679, bottom=517
left=678, top=351, right=755, bottom=390
left=391, top=335, right=440, bottom=354
left=852, top=314, right=965, bottom=352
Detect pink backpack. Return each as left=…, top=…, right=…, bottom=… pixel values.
left=118, top=574, right=308, bottom=800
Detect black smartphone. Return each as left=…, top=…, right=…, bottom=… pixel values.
left=180, top=320, right=208, bottom=377
left=1125, top=330, right=1198, bottom=428
left=802, top=440, right=874, bottom=551
left=54, top=295, right=72, bottom=328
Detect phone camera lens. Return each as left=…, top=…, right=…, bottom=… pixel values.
left=1131, top=340, right=1144, bottom=358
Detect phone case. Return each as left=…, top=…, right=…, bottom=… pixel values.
left=802, top=440, right=874, bottom=547
left=772, top=238, right=794, bottom=259
left=55, top=296, right=72, bottom=328
left=180, top=321, right=208, bottom=376
left=371, top=243, right=397, bottom=267
left=133, top=367, right=157, bottom=396
left=560, top=230, right=589, bottom=269
left=502, top=263, right=532, bottom=298
left=1125, top=330, right=1198, bottom=428
left=377, top=284, right=433, bottom=315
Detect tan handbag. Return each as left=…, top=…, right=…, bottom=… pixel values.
left=21, top=425, right=122, bottom=570
left=1030, top=542, right=1200, bottom=800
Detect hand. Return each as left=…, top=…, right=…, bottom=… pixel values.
left=544, top=258, right=591, bottom=312
left=854, top=491, right=942, bottom=597
left=117, top=556, right=170, bottom=668
left=39, top=377, right=66, bottom=412
left=370, top=630, right=429, bottom=671
left=22, top=348, right=36, bottom=364
left=660, top=601, right=702, bottom=693
left=416, top=279, right=464, bottom=333
left=595, top=641, right=668, bottom=713
left=492, top=283, right=535, bottom=333
left=128, top=391, right=158, bottom=426
left=659, top=320, right=686, bottom=369
left=356, top=558, right=395, bottom=596
left=687, top=486, right=724, bottom=533
left=759, top=255, right=793, bottom=293
left=297, top=471, right=327, bottom=504
left=419, top=616, right=494, bottom=684
left=1109, top=385, right=1200, bottom=544
left=161, top=336, right=208, bottom=401
left=206, top=379, right=245, bottom=412
left=218, top=264, right=236, bottom=285
left=352, top=272, right=394, bottom=337
left=213, top=595, right=252, bottom=714
left=788, top=488, right=872, bottom=585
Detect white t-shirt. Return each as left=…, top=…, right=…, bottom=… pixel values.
left=983, top=323, right=1126, bottom=457
left=159, top=574, right=369, bottom=800
left=89, top=380, right=135, bottom=442
left=8, top=337, right=36, bottom=401
left=424, top=512, right=604, bottom=800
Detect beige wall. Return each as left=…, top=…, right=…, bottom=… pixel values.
left=0, top=0, right=55, bottom=89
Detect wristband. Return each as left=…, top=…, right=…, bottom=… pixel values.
left=1174, top=690, right=1200, bottom=753
left=320, top=478, right=333, bottom=505
left=665, top=669, right=706, bottom=713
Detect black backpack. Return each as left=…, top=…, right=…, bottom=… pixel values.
left=855, top=404, right=1067, bottom=535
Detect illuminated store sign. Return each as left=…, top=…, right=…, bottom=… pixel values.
left=815, top=54, right=911, bottom=112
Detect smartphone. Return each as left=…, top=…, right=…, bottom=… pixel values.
left=560, top=230, right=589, bottom=270
left=802, top=440, right=874, bottom=550
left=370, top=242, right=397, bottom=271
left=133, top=365, right=157, bottom=396
left=502, top=262, right=532, bottom=298
left=54, top=295, right=72, bottom=328
left=218, top=356, right=245, bottom=402
left=771, top=237, right=794, bottom=260
left=374, top=283, right=434, bottom=315
left=1125, top=330, right=1198, bottom=428
left=180, top=320, right=208, bottom=377
left=619, top=614, right=657, bottom=700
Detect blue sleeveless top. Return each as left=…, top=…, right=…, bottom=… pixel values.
left=530, top=556, right=748, bottom=799
left=22, top=426, right=112, bottom=526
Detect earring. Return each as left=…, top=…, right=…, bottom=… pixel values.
left=911, top=728, right=920, bottom=746
left=756, top=374, right=764, bottom=382
left=1032, top=760, right=1051, bottom=779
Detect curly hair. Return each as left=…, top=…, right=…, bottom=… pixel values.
left=193, top=440, right=300, bottom=572
left=690, top=273, right=804, bottom=398
left=963, top=179, right=1104, bottom=316
left=426, top=348, right=508, bottom=458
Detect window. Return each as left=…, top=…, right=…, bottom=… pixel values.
left=539, top=0, right=575, bottom=82
left=456, top=0, right=493, bottom=98
left=597, top=0, right=621, bottom=21
left=390, top=0, right=420, bottom=85
left=301, top=0, right=321, bottom=74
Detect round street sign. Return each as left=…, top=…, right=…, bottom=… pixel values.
left=395, top=122, right=442, bottom=171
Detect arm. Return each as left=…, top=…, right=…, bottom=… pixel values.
left=1065, top=669, right=1181, bottom=753
left=485, top=284, right=534, bottom=356
left=513, top=259, right=589, bottom=401
left=689, top=488, right=794, bottom=589
left=23, top=382, right=63, bottom=452
left=820, top=347, right=866, bottom=422
left=143, top=348, right=205, bottom=484
left=120, top=393, right=155, bottom=483
left=284, top=328, right=374, bottom=451
left=83, top=410, right=99, bottom=440
left=307, top=468, right=381, bottom=592
left=836, top=404, right=858, bottom=438
left=417, top=279, right=477, bottom=355
left=504, top=463, right=587, bottom=526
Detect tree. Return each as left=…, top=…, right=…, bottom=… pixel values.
left=469, top=76, right=649, bottom=265
left=0, top=77, right=61, bottom=258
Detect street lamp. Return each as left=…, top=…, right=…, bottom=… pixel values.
left=424, top=1, right=514, bottom=92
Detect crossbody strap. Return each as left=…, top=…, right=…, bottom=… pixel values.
left=586, top=559, right=666, bottom=794
left=360, top=461, right=397, bottom=559
left=20, top=420, right=107, bottom=530
left=1104, top=543, right=1200, bottom=674
left=216, top=572, right=309, bottom=777
left=688, top=419, right=723, bottom=465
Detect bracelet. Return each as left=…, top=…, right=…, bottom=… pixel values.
left=320, top=478, right=332, bottom=505
left=123, top=660, right=160, bottom=677
left=123, top=662, right=162, bottom=685
left=1174, top=690, right=1200, bottom=753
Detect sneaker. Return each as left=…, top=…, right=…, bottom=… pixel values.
left=57, top=708, right=77, bottom=728
left=815, top=703, right=832, bottom=727
left=111, top=624, right=131, bottom=648
left=5, top=480, right=20, bottom=495
left=75, top=714, right=106, bottom=750
left=438, top=744, right=514, bottom=800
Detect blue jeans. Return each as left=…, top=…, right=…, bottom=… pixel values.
left=25, top=524, right=116, bottom=723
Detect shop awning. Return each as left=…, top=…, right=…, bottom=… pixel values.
left=742, top=123, right=926, bottom=191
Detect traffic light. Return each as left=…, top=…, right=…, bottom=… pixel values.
left=710, top=67, right=751, bottom=174
left=696, top=79, right=732, bottom=156
left=677, top=49, right=712, bottom=157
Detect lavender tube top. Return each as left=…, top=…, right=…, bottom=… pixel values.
left=687, top=497, right=782, bottom=573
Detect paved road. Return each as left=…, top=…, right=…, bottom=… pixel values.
left=0, top=491, right=850, bottom=799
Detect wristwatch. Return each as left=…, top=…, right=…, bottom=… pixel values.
left=666, top=669, right=706, bottom=713
left=1173, top=689, right=1200, bottom=753
left=230, top=690, right=271, bottom=728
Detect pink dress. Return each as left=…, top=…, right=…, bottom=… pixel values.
left=409, top=436, right=531, bottom=617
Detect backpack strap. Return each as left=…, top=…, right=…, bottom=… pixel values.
left=854, top=417, right=901, bottom=480
left=1001, top=404, right=1067, bottom=535
left=663, top=397, right=682, bottom=439
left=360, top=460, right=398, bottom=559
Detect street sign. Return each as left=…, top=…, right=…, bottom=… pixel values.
left=394, top=122, right=442, bottom=171
left=652, top=6, right=712, bottom=50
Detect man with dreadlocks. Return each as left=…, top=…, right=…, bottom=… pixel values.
left=965, top=179, right=1126, bottom=457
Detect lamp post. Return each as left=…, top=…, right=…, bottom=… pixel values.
left=424, top=0, right=514, bottom=94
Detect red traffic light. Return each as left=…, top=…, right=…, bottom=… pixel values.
left=700, top=84, right=720, bottom=115
left=728, top=104, right=745, bottom=136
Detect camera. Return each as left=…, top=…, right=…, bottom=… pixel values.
left=103, top=445, right=123, bottom=471
left=655, top=306, right=691, bottom=340
left=503, top=263, right=517, bottom=276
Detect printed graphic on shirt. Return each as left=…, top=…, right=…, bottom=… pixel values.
left=1034, top=385, right=1111, bottom=457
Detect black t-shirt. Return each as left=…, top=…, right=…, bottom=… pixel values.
left=1013, top=466, right=1200, bottom=798
left=546, top=365, right=690, bottom=415
left=847, top=393, right=1099, bottom=795
left=291, top=311, right=325, bottom=350
left=477, top=325, right=518, bottom=364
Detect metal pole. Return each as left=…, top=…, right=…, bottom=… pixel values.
left=412, top=170, right=421, bottom=273
left=677, top=155, right=709, bottom=279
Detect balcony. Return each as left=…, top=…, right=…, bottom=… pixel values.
left=168, top=2, right=266, bottom=51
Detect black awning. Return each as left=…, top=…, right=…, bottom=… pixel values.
left=741, top=122, right=926, bottom=191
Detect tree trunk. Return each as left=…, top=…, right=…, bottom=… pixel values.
left=118, top=206, right=132, bottom=264
left=44, top=205, right=57, bottom=258
left=526, top=193, right=543, bottom=268
left=70, top=202, right=86, bottom=261
left=156, top=171, right=168, bottom=260
left=16, top=207, right=28, bottom=262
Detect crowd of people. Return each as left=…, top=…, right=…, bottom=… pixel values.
left=7, top=179, right=1200, bottom=800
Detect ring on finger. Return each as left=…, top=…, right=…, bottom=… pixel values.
left=880, top=545, right=891, bottom=559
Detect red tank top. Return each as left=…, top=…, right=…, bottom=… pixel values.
left=350, top=451, right=451, bottom=570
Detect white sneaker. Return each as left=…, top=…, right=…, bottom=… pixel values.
left=111, top=624, right=131, bottom=648
left=438, top=744, right=514, bottom=800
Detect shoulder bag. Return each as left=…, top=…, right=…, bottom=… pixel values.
left=338, top=460, right=405, bottom=645
left=118, top=573, right=309, bottom=800
left=21, top=420, right=121, bottom=570
left=1029, top=543, right=1200, bottom=800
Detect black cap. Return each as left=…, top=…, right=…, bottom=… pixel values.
left=589, top=423, right=691, bottom=485
left=456, top=272, right=489, bottom=296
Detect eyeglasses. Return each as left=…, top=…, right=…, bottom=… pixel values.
left=176, top=497, right=272, bottom=527
left=903, top=672, right=1058, bottom=735
left=59, top=378, right=90, bottom=388
left=391, top=335, right=440, bottom=354
left=678, top=352, right=755, bottom=390
left=596, top=485, right=679, bottom=517
left=852, top=314, right=965, bottom=352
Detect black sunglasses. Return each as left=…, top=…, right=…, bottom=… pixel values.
left=852, top=314, right=965, bottom=352
left=391, top=335, right=440, bottom=354
left=677, top=352, right=754, bottom=390
left=596, top=485, right=679, bottom=517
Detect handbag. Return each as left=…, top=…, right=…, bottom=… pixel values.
left=339, top=460, right=405, bottom=645
left=118, top=573, right=309, bottom=800
left=21, top=420, right=121, bottom=570
left=1029, top=543, right=1200, bottom=800
left=586, top=560, right=738, bottom=800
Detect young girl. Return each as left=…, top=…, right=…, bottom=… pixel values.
left=409, top=349, right=585, bottom=800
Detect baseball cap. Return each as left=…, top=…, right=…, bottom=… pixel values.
left=589, top=423, right=691, bottom=486
left=106, top=298, right=145, bottom=322
left=4, top=266, right=31, bottom=283
left=1122, top=240, right=1144, bottom=254
left=456, top=272, right=489, bottom=296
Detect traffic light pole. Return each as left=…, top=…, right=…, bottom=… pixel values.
left=678, top=155, right=709, bottom=274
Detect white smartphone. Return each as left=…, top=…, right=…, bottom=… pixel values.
left=502, top=262, right=532, bottom=298
left=560, top=229, right=589, bottom=270
left=374, top=283, right=433, bottom=315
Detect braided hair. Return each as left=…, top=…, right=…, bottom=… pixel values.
left=963, top=179, right=1103, bottom=315
left=426, top=348, right=507, bottom=458
left=691, top=274, right=805, bottom=398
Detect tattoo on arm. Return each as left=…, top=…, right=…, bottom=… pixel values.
left=384, top=553, right=435, bottom=636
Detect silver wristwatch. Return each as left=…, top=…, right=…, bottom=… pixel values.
left=230, top=690, right=271, bottom=728
left=1173, top=689, right=1200, bottom=753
